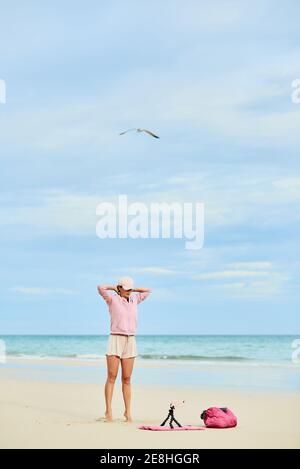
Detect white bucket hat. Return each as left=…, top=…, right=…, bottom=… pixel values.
left=117, top=276, right=134, bottom=290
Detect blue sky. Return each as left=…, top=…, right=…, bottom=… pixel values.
left=0, top=0, right=300, bottom=334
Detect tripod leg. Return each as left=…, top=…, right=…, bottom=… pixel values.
left=172, top=416, right=182, bottom=427
left=160, top=415, right=170, bottom=426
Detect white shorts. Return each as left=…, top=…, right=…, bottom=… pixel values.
left=106, top=334, right=137, bottom=359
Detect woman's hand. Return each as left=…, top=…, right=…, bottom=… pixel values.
left=132, top=287, right=151, bottom=293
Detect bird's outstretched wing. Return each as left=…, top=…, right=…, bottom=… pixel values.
left=119, top=128, right=137, bottom=135
left=140, top=128, right=160, bottom=139
left=119, top=128, right=160, bottom=138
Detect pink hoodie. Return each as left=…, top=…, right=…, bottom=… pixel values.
left=98, top=286, right=151, bottom=335
left=201, top=407, right=237, bottom=428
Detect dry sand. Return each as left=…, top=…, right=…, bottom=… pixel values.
left=0, top=371, right=299, bottom=448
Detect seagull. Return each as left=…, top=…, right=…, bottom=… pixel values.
left=119, top=128, right=160, bottom=139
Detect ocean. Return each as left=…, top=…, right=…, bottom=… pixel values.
left=1, top=335, right=299, bottom=391
left=1, top=334, right=299, bottom=365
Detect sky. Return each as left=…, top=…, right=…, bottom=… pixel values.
left=0, top=0, right=300, bottom=334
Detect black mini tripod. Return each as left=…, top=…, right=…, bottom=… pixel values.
left=160, top=403, right=182, bottom=429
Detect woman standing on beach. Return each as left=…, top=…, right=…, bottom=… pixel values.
left=97, top=276, right=151, bottom=422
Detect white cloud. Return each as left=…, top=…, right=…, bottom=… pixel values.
left=11, top=286, right=79, bottom=296
left=189, top=256, right=291, bottom=298
left=0, top=189, right=107, bottom=234
left=193, top=270, right=272, bottom=280
left=271, top=178, right=300, bottom=202
left=206, top=280, right=282, bottom=298
left=229, top=261, right=273, bottom=269
left=133, top=169, right=300, bottom=228
left=209, top=282, right=246, bottom=289
left=1, top=163, right=300, bottom=237
left=2, top=47, right=300, bottom=156
left=117, top=266, right=187, bottom=276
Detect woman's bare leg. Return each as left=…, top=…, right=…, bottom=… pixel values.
left=105, top=355, right=120, bottom=421
left=121, top=357, right=135, bottom=422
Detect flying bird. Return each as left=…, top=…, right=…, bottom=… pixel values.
left=119, top=128, right=160, bottom=139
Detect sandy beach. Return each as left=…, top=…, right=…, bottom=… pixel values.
left=0, top=358, right=299, bottom=449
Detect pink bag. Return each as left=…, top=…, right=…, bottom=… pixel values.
left=201, top=407, right=237, bottom=428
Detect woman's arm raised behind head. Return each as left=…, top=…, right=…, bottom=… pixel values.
left=97, top=284, right=117, bottom=304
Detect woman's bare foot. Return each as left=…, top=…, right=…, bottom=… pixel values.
left=124, top=411, right=132, bottom=422
left=105, top=411, right=113, bottom=422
